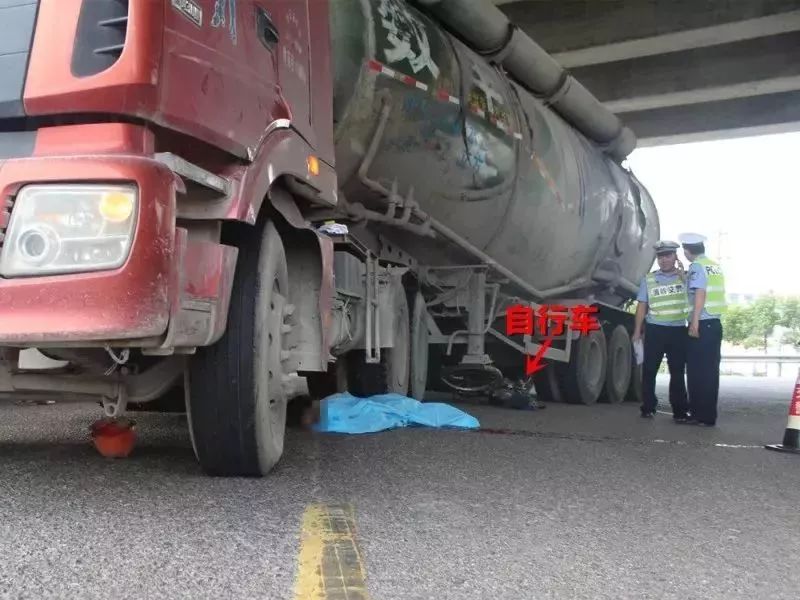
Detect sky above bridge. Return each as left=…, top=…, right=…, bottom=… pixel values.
left=627, top=130, right=800, bottom=297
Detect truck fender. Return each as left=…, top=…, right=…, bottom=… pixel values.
left=229, top=128, right=337, bottom=224
left=269, top=187, right=334, bottom=374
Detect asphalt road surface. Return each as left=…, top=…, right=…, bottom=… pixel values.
left=0, top=375, right=798, bottom=599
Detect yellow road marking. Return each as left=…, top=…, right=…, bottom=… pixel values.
left=293, top=503, right=370, bottom=600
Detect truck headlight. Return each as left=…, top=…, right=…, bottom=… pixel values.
left=0, top=184, right=138, bottom=277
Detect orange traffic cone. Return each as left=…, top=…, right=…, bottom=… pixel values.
left=765, top=368, right=800, bottom=455
left=90, top=418, right=137, bottom=458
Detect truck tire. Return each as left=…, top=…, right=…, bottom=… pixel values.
left=532, top=366, right=563, bottom=403
left=348, top=280, right=410, bottom=396
left=599, top=325, right=632, bottom=404
left=558, top=329, right=607, bottom=405
left=626, top=363, right=643, bottom=403
left=409, top=291, right=429, bottom=400
left=186, top=220, right=291, bottom=477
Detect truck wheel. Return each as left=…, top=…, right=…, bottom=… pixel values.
left=532, top=366, right=563, bottom=403
left=186, top=220, right=291, bottom=477
left=409, top=291, right=429, bottom=400
left=558, top=329, right=607, bottom=405
left=599, top=325, right=631, bottom=404
left=348, top=280, right=410, bottom=396
left=626, top=363, right=643, bottom=403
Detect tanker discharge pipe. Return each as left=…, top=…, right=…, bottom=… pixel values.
left=413, top=0, right=636, bottom=160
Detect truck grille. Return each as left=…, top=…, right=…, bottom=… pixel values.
left=71, top=0, right=130, bottom=77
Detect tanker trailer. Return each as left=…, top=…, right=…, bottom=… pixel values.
left=0, top=0, right=658, bottom=476
left=319, top=0, right=659, bottom=405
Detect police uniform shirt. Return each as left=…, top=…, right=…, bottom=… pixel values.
left=687, top=256, right=720, bottom=320
left=637, top=270, right=687, bottom=326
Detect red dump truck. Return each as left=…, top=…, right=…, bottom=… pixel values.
left=0, top=0, right=658, bottom=475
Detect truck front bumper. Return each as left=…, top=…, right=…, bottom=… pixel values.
left=0, top=154, right=177, bottom=344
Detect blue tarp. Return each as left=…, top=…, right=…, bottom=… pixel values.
left=314, top=392, right=480, bottom=434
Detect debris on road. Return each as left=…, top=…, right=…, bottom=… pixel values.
left=488, top=378, right=545, bottom=411
left=314, top=393, right=479, bottom=434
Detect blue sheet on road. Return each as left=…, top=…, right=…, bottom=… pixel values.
left=314, top=393, right=480, bottom=434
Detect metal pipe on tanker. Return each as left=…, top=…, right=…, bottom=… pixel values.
left=467, top=270, right=487, bottom=357
left=413, top=0, right=637, bottom=160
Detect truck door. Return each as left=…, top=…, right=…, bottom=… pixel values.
left=256, top=0, right=314, bottom=148
left=161, top=0, right=314, bottom=158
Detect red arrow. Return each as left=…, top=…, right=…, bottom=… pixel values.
left=525, top=336, right=553, bottom=376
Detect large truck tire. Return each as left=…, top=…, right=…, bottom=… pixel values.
left=409, top=291, right=429, bottom=400
left=558, top=329, right=607, bottom=405
left=186, top=220, right=291, bottom=477
left=348, top=280, right=410, bottom=397
left=599, top=325, right=632, bottom=404
left=532, top=366, right=563, bottom=403
left=626, top=363, right=643, bottom=403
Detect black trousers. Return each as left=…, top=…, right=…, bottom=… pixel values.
left=642, top=323, right=688, bottom=417
left=687, top=318, right=723, bottom=425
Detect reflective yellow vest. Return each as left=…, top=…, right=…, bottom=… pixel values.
left=695, top=256, right=727, bottom=316
left=646, top=273, right=689, bottom=323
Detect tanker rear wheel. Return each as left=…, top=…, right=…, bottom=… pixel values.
left=626, top=363, right=643, bottom=403
left=599, top=325, right=632, bottom=404
left=348, top=280, right=410, bottom=397
left=558, top=329, right=607, bottom=405
left=532, top=367, right=563, bottom=403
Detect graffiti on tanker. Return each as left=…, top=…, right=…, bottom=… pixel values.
left=385, top=90, right=508, bottom=188
left=467, top=65, right=511, bottom=131
left=376, top=0, right=440, bottom=81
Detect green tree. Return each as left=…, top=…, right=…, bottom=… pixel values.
left=780, top=297, right=800, bottom=347
left=722, top=305, right=750, bottom=345
left=780, top=297, right=800, bottom=326
left=742, top=335, right=764, bottom=350
left=781, top=329, right=800, bottom=348
left=748, top=295, right=781, bottom=353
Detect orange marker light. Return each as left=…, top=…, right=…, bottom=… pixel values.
left=307, top=155, right=320, bottom=177
left=99, top=191, right=135, bottom=223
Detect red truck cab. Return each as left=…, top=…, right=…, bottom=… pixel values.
left=0, top=0, right=335, bottom=344
left=0, top=0, right=340, bottom=476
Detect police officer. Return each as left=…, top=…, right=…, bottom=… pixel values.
left=679, top=232, right=726, bottom=427
left=632, top=240, right=690, bottom=421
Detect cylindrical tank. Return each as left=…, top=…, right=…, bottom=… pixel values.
left=330, top=0, right=659, bottom=301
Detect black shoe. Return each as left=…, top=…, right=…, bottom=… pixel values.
left=673, top=415, right=691, bottom=423
left=675, top=418, right=698, bottom=425
left=694, top=421, right=716, bottom=427
left=640, top=411, right=655, bottom=419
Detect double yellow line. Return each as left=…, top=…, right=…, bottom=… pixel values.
left=293, top=503, right=370, bottom=600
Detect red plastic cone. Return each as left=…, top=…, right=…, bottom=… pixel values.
left=90, top=418, right=137, bottom=458
left=765, top=368, right=800, bottom=455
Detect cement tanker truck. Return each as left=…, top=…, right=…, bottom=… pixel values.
left=0, top=0, right=657, bottom=475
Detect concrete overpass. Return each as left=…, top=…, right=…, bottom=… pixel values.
left=494, top=0, right=800, bottom=146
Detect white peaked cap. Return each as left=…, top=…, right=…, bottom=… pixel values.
left=678, top=232, right=707, bottom=245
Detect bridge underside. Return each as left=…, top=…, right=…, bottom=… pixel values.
left=496, top=0, right=800, bottom=147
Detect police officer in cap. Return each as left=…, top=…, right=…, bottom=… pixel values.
left=633, top=240, right=691, bottom=421
left=679, top=232, right=726, bottom=427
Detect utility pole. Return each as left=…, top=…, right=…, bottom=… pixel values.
left=715, top=229, right=729, bottom=263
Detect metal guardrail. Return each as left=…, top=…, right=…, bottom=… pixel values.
left=720, top=355, right=800, bottom=377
